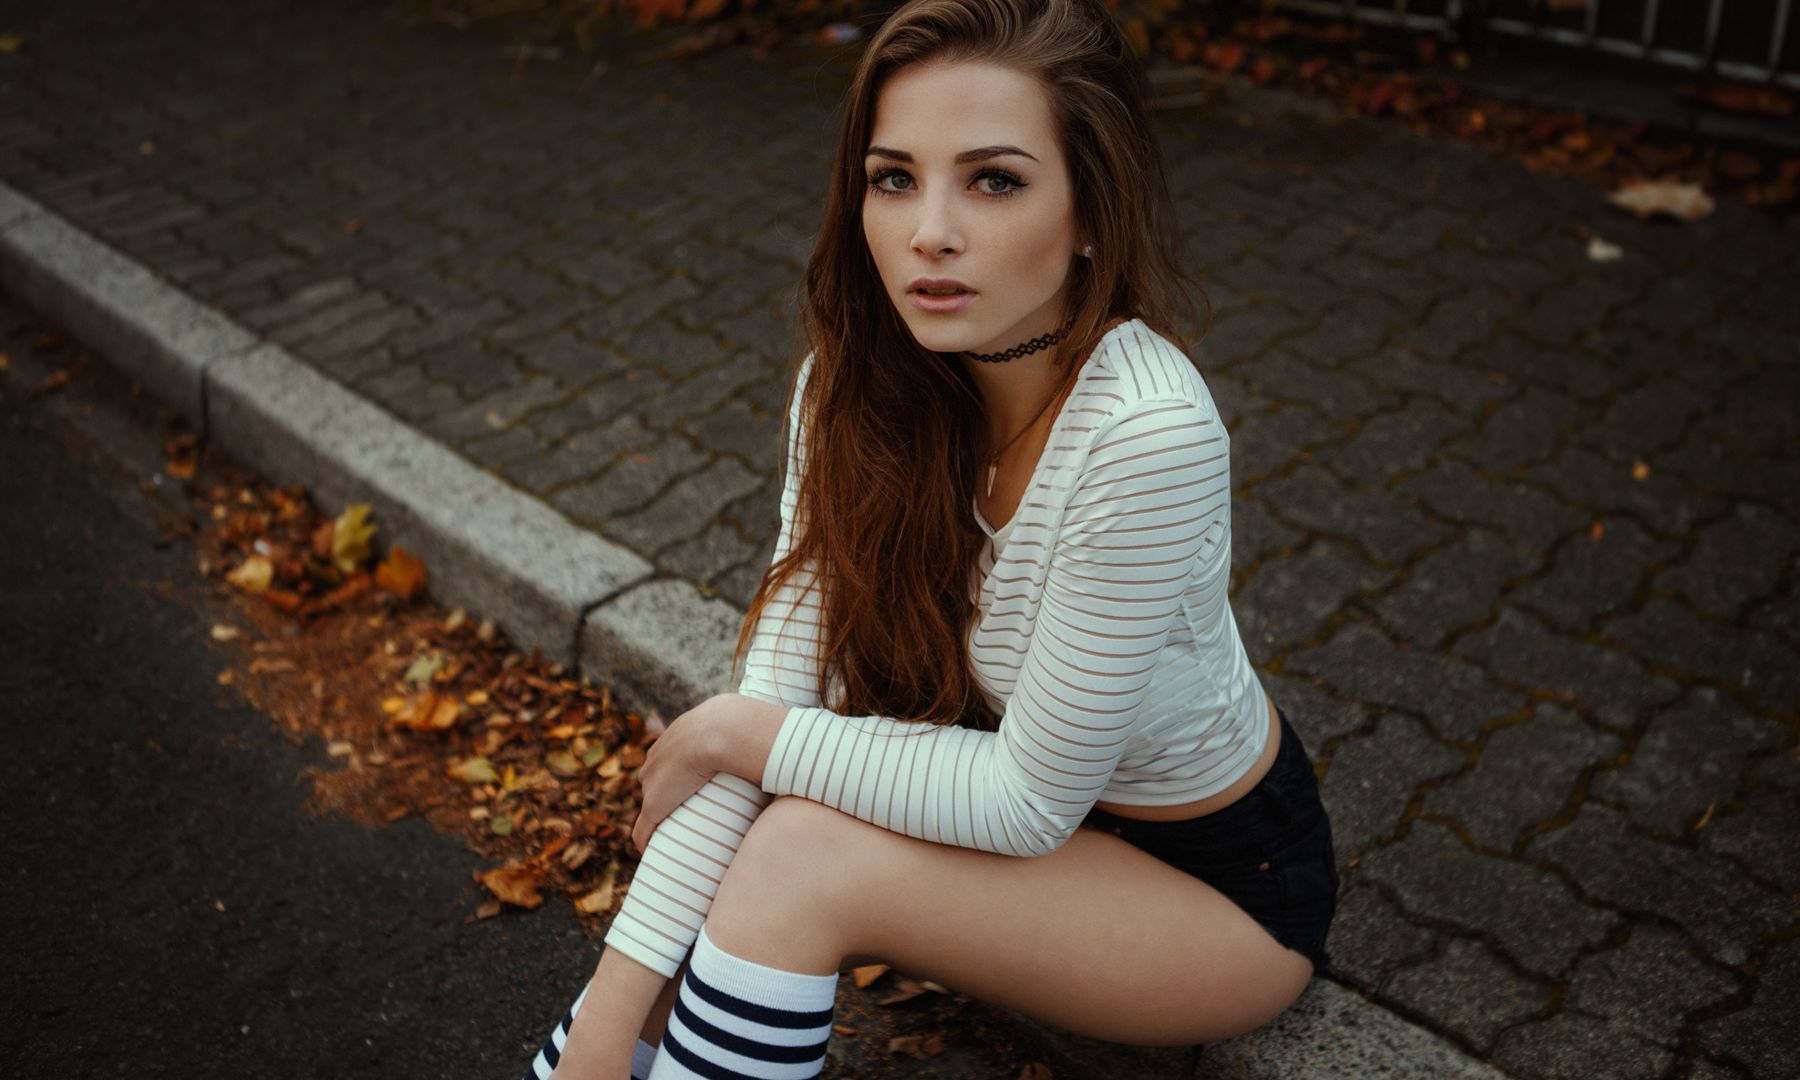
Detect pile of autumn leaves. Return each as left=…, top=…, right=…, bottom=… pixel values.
left=188, top=450, right=654, bottom=923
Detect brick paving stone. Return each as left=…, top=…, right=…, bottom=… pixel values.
left=1509, top=516, right=1679, bottom=634
left=1701, top=787, right=1800, bottom=893
left=1422, top=705, right=1623, bottom=851
left=1384, top=937, right=1550, bottom=1054
left=1361, top=819, right=1618, bottom=977
left=1193, top=303, right=1305, bottom=367
left=1198, top=368, right=1251, bottom=428
left=1693, top=937, right=1800, bottom=1078
left=1526, top=443, right=1725, bottom=540
left=1227, top=405, right=1320, bottom=484
left=1241, top=347, right=1398, bottom=424
left=350, top=362, right=466, bottom=426
left=1262, top=463, right=1457, bottom=566
left=1657, top=504, right=1797, bottom=621
left=1656, top=421, right=1800, bottom=515
left=1695, top=372, right=1800, bottom=460
left=1514, top=273, right=1638, bottom=352
left=1234, top=538, right=1394, bottom=661
left=550, top=435, right=710, bottom=525
left=1280, top=298, right=1407, bottom=369
left=1321, top=883, right=1441, bottom=993
left=659, top=522, right=761, bottom=594
left=1490, top=1008, right=1675, bottom=1080
left=1562, top=923, right=1740, bottom=1052
left=1229, top=494, right=1304, bottom=572
left=1452, top=608, right=1679, bottom=729
left=605, top=458, right=762, bottom=556
left=418, top=341, right=530, bottom=400
left=1351, top=346, right=1514, bottom=416
left=1588, top=687, right=1789, bottom=836
left=507, top=332, right=633, bottom=389
left=1396, top=288, right=1515, bottom=360
left=523, top=374, right=662, bottom=445
left=715, top=551, right=773, bottom=612
left=607, top=314, right=727, bottom=381
left=1527, top=802, right=1789, bottom=966
left=1450, top=385, right=1588, bottom=477
left=684, top=398, right=781, bottom=467
left=1329, top=397, right=1469, bottom=489
left=1373, top=527, right=1538, bottom=650
left=1602, top=596, right=1800, bottom=717
left=575, top=279, right=705, bottom=346
left=504, top=413, right=663, bottom=494
left=425, top=374, right=566, bottom=448
left=1400, top=458, right=1586, bottom=555
left=1289, top=622, right=1527, bottom=742
left=1462, top=333, right=1636, bottom=403
left=1317, top=714, right=1466, bottom=855
left=1576, top=376, right=1706, bottom=464
left=1258, top=673, right=1369, bottom=755
left=636, top=360, right=768, bottom=435
left=460, top=424, right=548, bottom=471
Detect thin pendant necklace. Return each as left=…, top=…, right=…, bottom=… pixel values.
left=984, top=363, right=1078, bottom=499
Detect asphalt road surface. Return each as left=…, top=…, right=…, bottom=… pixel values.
left=0, top=299, right=596, bottom=1079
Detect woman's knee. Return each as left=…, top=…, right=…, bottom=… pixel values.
left=722, top=795, right=868, bottom=900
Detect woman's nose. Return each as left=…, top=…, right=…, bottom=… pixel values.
left=910, top=191, right=962, bottom=256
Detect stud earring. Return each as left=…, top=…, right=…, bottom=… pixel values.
left=1080, top=244, right=1095, bottom=257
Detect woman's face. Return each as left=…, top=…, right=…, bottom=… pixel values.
left=861, top=58, right=1082, bottom=356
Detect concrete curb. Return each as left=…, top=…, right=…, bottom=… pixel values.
left=0, top=180, right=1507, bottom=1080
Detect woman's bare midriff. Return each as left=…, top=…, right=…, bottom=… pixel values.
left=1090, top=691, right=1282, bottom=823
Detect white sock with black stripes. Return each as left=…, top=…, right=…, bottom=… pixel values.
left=646, top=923, right=838, bottom=1079
left=519, top=979, right=661, bottom=1080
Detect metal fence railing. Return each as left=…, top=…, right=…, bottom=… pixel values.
left=1273, top=0, right=1800, bottom=90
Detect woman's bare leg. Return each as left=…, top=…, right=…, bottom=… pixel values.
left=702, top=795, right=1315, bottom=1046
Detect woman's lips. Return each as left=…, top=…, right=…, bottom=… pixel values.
left=909, top=288, right=976, bottom=314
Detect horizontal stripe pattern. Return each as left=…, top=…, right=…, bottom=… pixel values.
left=602, top=319, right=1269, bottom=979
left=761, top=320, right=1267, bottom=855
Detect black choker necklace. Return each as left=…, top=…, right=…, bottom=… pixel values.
left=964, top=315, right=1076, bottom=364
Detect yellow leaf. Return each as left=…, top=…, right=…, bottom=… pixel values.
left=500, top=763, right=526, bottom=794
left=451, top=757, right=500, bottom=784
left=477, top=863, right=546, bottom=908
left=331, top=503, right=377, bottom=574
left=226, top=555, right=274, bottom=593
left=381, top=696, right=406, bottom=715
left=575, top=861, right=620, bottom=914
left=545, top=751, right=582, bottom=777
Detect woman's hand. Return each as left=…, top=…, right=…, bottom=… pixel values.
left=629, top=693, right=732, bottom=855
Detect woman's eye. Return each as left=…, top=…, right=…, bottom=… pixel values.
left=864, top=168, right=1026, bottom=198
left=867, top=169, right=913, bottom=195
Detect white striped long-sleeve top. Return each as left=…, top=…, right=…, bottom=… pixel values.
left=601, top=317, right=1269, bottom=977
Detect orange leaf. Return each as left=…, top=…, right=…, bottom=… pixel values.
left=850, top=963, right=889, bottom=988
left=478, top=863, right=548, bottom=909
left=376, top=545, right=427, bottom=600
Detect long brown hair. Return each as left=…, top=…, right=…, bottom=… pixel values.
left=732, top=0, right=1209, bottom=731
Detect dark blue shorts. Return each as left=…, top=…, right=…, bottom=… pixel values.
left=1080, top=704, right=1340, bottom=973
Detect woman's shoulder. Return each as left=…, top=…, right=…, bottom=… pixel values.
left=1082, top=317, right=1222, bottom=429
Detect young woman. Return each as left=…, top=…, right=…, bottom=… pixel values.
left=523, top=0, right=1339, bottom=1076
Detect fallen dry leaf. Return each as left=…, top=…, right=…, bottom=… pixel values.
left=210, top=624, right=240, bottom=641
left=887, top=1032, right=946, bottom=1059
left=1606, top=178, right=1715, bottom=222
left=1018, top=1064, right=1053, bottom=1080
left=226, top=555, right=274, bottom=594
left=851, top=963, right=890, bottom=989
left=376, top=545, right=427, bottom=600
left=331, top=503, right=377, bottom=575
left=478, top=862, right=547, bottom=909
left=450, top=756, right=500, bottom=784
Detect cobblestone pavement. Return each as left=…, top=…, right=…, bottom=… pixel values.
left=3, top=1, right=1796, bottom=1077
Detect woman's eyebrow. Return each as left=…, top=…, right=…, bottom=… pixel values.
left=865, top=144, right=1040, bottom=164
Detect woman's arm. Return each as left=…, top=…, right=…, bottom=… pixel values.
left=748, top=399, right=1230, bottom=857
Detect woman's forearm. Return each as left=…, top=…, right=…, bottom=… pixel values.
left=548, top=948, right=669, bottom=1079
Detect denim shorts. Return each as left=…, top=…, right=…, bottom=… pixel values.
left=1079, top=704, right=1340, bottom=973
